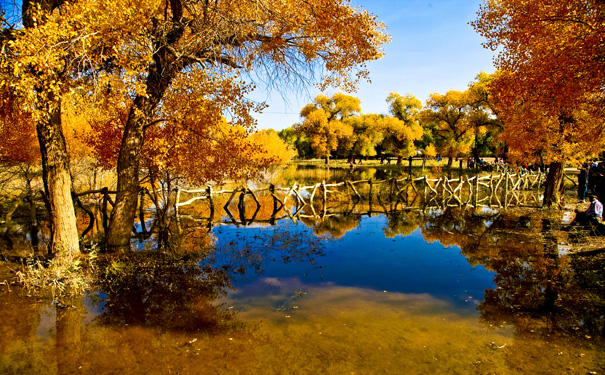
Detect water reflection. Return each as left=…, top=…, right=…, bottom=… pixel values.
left=93, top=251, right=238, bottom=331
left=1, top=202, right=604, bottom=373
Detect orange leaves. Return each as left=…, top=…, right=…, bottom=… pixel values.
left=0, top=88, right=40, bottom=165
left=473, top=0, right=605, bottom=163
left=247, top=129, right=297, bottom=169
left=2, top=0, right=389, bottom=184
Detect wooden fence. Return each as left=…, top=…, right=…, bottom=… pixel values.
left=174, top=170, right=546, bottom=228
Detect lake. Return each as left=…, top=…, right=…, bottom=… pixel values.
left=0, top=165, right=603, bottom=374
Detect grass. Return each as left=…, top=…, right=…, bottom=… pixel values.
left=16, top=250, right=97, bottom=306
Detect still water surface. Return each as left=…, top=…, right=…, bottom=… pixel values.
left=0, top=167, right=603, bottom=374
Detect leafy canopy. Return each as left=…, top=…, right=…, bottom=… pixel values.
left=472, top=0, right=605, bottom=163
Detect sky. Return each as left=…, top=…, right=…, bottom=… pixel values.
left=251, top=0, right=496, bottom=131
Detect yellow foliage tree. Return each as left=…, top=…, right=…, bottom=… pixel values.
left=473, top=0, right=605, bottom=206
left=295, top=93, right=361, bottom=164
left=422, top=90, right=474, bottom=166
left=247, top=129, right=297, bottom=170
left=2, top=0, right=390, bottom=252
left=382, top=93, right=424, bottom=164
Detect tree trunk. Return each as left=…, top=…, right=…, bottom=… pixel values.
left=23, top=0, right=78, bottom=257
left=26, top=176, right=39, bottom=251
left=543, top=161, right=564, bottom=207
left=447, top=156, right=453, bottom=168
left=106, top=62, right=172, bottom=251
left=36, top=102, right=80, bottom=256
left=105, top=99, right=147, bottom=252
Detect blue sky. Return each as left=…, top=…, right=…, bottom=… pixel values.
left=251, top=0, right=496, bottom=131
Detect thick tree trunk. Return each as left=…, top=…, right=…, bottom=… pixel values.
left=543, top=161, right=564, bottom=207
left=106, top=66, right=171, bottom=251
left=26, top=176, right=39, bottom=251
left=105, top=99, right=147, bottom=252
left=105, top=11, right=187, bottom=251
left=36, top=102, right=80, bottom=256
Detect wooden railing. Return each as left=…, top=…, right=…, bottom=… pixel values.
left=174, top=170, right=546, bottom=228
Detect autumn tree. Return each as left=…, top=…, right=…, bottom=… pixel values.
left=0, top=0, right=85, bottom=256
left=295, top=93, right=361, bottom=165
left=102, top=1, right=388, bottom=251
left=346, top=114, right=385, bottom=160
left=473, top=0, right=605, bottom=206
left=3, top=0, right=389, bottom=252
left=246, top=129, right=297, bottom=176
left=381, top=93, right=424, bottom=164
left=466, top=72, right=501, bottom=162
left=278, top=127, right=312, bottom=159
left=422, top=90, right=474, bottom=167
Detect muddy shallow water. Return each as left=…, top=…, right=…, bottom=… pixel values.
left=1, top=208, right=604, bottom=374
left=0, top=166, right=604, bottom=374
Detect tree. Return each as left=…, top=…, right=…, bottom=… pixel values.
left=381, top=93, right=424, bottom=164
left=295, top=93, right=361, bottom=164
left=422, top=90, right=474, bottom=167
left=246, top=129, right=297, bottom=173
left=466, top=72, right=501, bottom=162
left=346, top=114, right=385, bottom=160
left=102, top=1, right=389, bottom=251
left=0, top=0, right=114, bottom=256
left=3, top=0, right=390, bottom=252
left=473, top=0, right=605, bottom=206
left=278, top=127, right=312, bottom=159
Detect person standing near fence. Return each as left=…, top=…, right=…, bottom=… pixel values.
left=578, top=164, right=589, bottom=202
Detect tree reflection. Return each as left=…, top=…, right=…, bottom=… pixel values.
left=209, top=225, right=326, bottom=275
left=382, top=209, right=421, bottom=238
left=300, top=215, right=361, bottom=238
left=93, top=251, right=239, bottom=331
left=416, top=207, right=604, bottom=339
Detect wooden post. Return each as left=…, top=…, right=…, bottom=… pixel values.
left=322, top=180, right=327, bottom=203
left=238, top=187, right=246, bottom=225
left=139, top=188, right=147, bottom=234
left=346, top=180, right=351, bottom=199
left=505, top=172, right=509, bottom=208
left=368, top=179, right=373, bottom=215
left=424, top=176, right=428, bottom=198
left=101, top=187, right=108, bottom=235
left=207, top=185, right=214, bottom=220
left=348, top=181, right=362, bottom=200
left=225, top=187, right=239, bottom=209
left=321, top=180, right=327, bottom=218
left=474, top=174, right=479, bottom=207
left=174, top=187, right=180, bottom=219
left=489, top=174, right=494, bottom=204
left=270, top=184, right=278, bottom=214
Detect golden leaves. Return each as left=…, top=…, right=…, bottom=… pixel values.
left=295, top=93, right=358, bottom=158
left=473, top=0, right=605, bottom=163
left=2, top=0, right=389, bottom=182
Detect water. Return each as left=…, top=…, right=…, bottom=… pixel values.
left=213, top=215, right=494, bottom=309
left=0, top=166, right=603, bottom=374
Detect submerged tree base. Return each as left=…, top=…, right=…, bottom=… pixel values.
left=16, top=251, right=97, bottom=306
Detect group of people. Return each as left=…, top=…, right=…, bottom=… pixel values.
left=577, top=162, right=605, bottom=203
left=571, top=162, right=605, bottom=229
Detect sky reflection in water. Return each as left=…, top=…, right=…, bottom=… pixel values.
left=213, top=214, right=495, bottom=313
